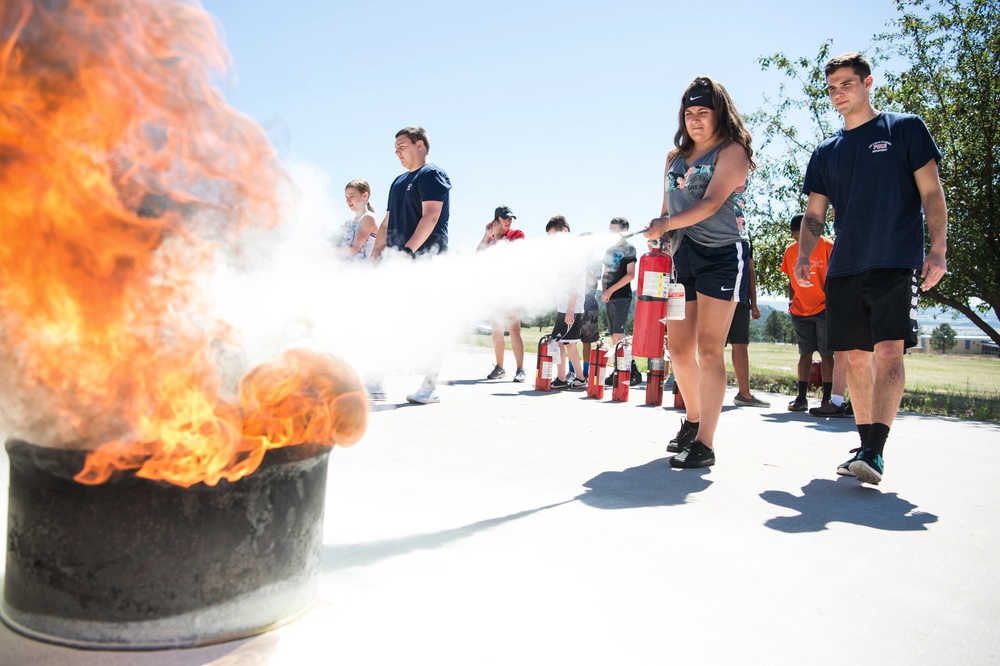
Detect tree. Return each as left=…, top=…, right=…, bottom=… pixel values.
left=764, top=310, right=794, bottom=343
left=930, top=322, right=958, bottom=353
left=746, top=0, right=1000, bottom=345
left=874, top=0, right=1000, bottom=345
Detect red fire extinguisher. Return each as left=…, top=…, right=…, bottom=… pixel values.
left=645, top=356, right=665, bottom=406
left=534, top=336, right=553, bottom=391
left=673, top=380, right=686, bottom=409
left=611, top=338, right=632, bottom=402
left=587, top=339, right=608, bottom=399
left=632, top=240, right=672, bottom=359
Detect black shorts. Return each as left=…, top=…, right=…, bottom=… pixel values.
left=580, top=309, right=599, bottom=343
left=606, top=298, right=630, bottom=336
left=673, top=239, right=750, bottom=303
left=826, top=268, right=919, bottom=352
left=726, top=302, right=750, bottom=345
left=791, top=311, right=832, bottom=357
left=552, top=312, right=584, bottom=343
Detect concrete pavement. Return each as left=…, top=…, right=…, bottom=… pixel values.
left=1, top=345, right=997, bottom=665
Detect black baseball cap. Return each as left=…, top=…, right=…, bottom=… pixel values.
left=494, top=206, right=516, bottom=219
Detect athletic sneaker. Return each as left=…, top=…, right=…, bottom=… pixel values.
left=667, top=418, right=699, bottom=453
left=836, top=447, right=863, bottom=477
left=406, top=384, right=440, bottom=404
left=568, top=377, right=586, bottom=389
left=849, top=448, right=884, bottom=485
left=809, top=402, right=850, bottom=418
left=788, top=396, right=809, bottom=412
left=734, top=393, right=770, bottom=408
left=845, top=401, right=854, bottom=416
left=513, top=367, right=526, bottom=383
left=551, top=378, right=569, bottom=390
left=605, top=373, right=615, bottom=387
left=366, top=383, right=388, bottom=401
left=487, top=364, right=506, bottom=380
left=670, top=441, right=715, bottom=468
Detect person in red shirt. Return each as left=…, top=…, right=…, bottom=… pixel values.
left=478, top=206, right=527, bottom=382
left=781, top=214, right=834, bottom=412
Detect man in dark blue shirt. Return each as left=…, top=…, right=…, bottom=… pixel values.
left=795, top=52, right=948, bottom=485
left=371, top=126, right=451, bottom=404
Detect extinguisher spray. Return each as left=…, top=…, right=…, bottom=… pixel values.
left=645, top=356, right=665, bottom=406
left=587, top=338, right=609, bottom=399
left=611, top=338, right=632, bottom=402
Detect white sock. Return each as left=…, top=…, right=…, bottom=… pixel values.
left=831, top=395, right=844, bottom=407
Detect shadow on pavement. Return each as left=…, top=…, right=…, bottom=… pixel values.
left=760, top=476, right=939, bottom=533
left=577, top=458, right=712, bottom=510
left=321, top=500, right=574, bottom=573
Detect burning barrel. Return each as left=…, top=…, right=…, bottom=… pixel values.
left=2, top=439, right=332, bottom=650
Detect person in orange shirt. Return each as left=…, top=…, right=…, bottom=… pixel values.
left=780, top=214, right=834, bottom=411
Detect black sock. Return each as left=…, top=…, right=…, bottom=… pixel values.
left=867, top=423, right=890, bottom=455
left=857, top=423, right=872, bottom=448
left=797, top=380, right=808, bottom=400
left=822, top=381, right=832, bottom=402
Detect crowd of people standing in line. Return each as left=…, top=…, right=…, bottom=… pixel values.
left=336, top=50, right=949, bottom=485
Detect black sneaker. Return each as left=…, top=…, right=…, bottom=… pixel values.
left=848, top=448, right=884, bottom=485
left=667, top=419, right=699, bottom=453
left=551, top=378, right=569, bottom=390
left=836, top=447, right=862, bottom=477
left=845, top=401, right=854, bottom=416
left=788, top=396, right=809, bottom=412
left=809, top=402, right=850, bottom=418
left=605, top=372, right=615, bottom=387
left=670, top=440, right=715, bottom=468
left=487, top=365, right=505, bottom=380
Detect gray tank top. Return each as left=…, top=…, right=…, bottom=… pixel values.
left=665, top=143, right=749, bottom=248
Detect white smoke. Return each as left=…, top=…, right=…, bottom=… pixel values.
left=211, top=159, right=626, bottom=386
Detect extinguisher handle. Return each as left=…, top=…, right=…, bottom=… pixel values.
left=619, top=226, right=651, bottom=240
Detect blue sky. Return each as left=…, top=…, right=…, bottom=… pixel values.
left=201, top=0, right=902, bottom=250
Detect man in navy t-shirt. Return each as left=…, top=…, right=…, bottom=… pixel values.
left=370, top=126, right=452, bottom=404
left=795, top=52, right=948, bottom=485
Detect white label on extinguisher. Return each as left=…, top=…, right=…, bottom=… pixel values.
left=665, top=282, right=686, bottom=320
left=617, top=351, right=632, bottom=372
left=547, top=341, right=561, bottom=364
left=541, top=361, right=554, bottom=380
left=641, top=271, right=668, bottom=298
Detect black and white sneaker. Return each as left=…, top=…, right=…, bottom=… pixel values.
left=670, top=441, right=715, bottom=468
left=667, top=418, right=699, bottom=453
left=836, top=447, right=862, bottom=477
left=551, top=378, right=569, bottom=390
left=849, top=448, right=884, bottom=485
left=487, top=365, right=506, bottom=380
left=513, top=367, right=526, bottom=383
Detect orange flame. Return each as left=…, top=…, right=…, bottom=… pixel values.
left=0, top=0, right=366, bottom=487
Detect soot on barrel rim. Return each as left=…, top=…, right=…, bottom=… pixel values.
left=1, top=438, right=331, bottom=650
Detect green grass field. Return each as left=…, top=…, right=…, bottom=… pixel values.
left=465, top=332, right=1000, bottom=422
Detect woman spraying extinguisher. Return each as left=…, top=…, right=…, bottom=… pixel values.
left=644, top=76, right=756, bottom=469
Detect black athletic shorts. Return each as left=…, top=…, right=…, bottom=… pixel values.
left=551, top=312, right=584, bottom=343
left=826, top=268, right=919, bottom=352
left=726, top=302, right=750, bottom=346
left=673, top=238, right=750, bottom=303
left=606, top=298, right=630, bottom=336
left=580, top=309, right=599, bottom=343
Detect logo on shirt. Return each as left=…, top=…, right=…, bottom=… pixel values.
left=869, top=140, right=892, bottom=154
